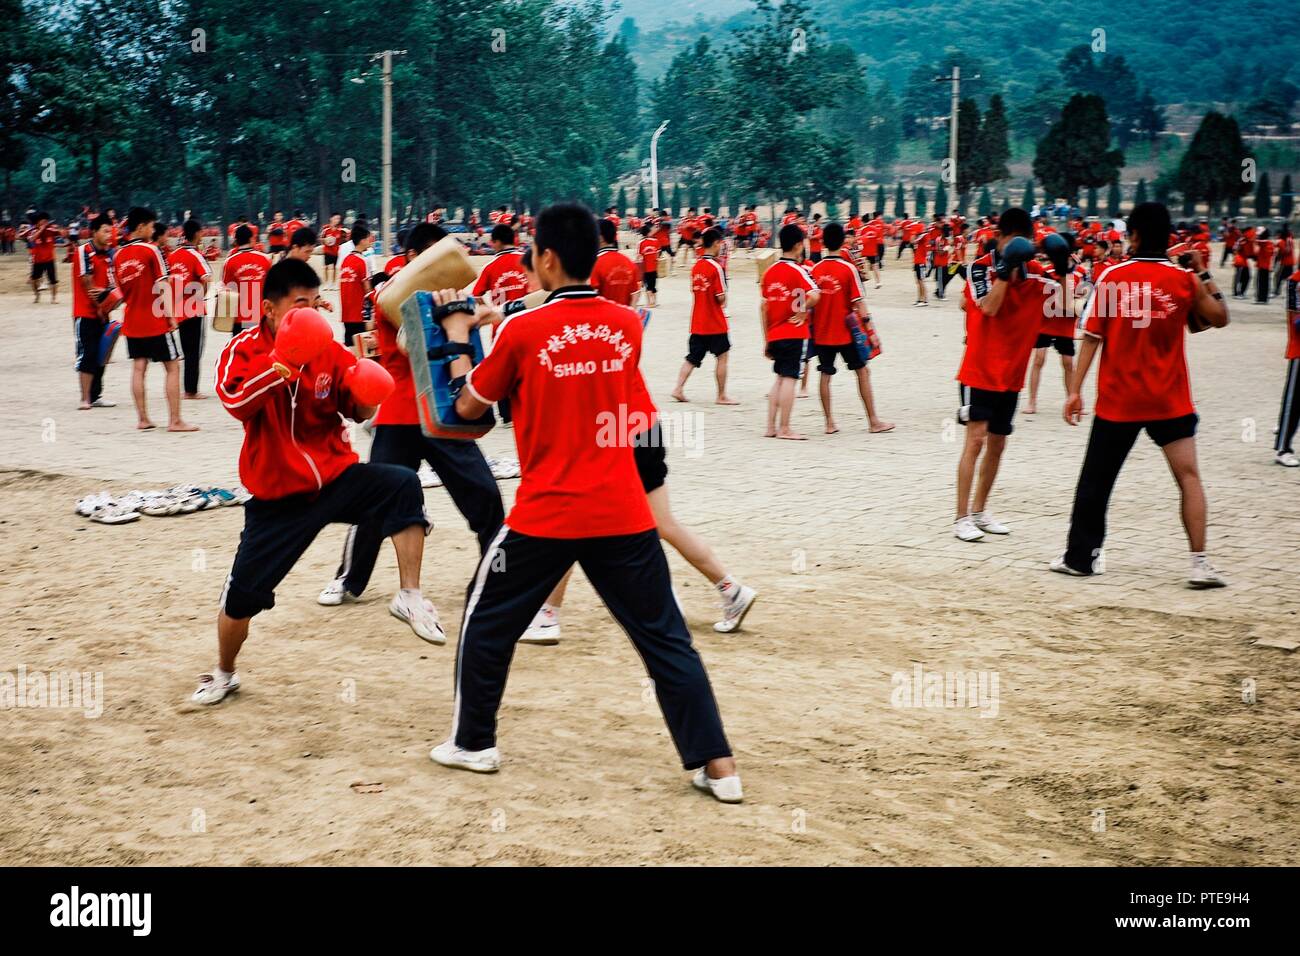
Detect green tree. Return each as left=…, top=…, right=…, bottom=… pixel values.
left=1022, top=179, right=1037, bottom=209
left=874, top=183, right=886, bottom=214
left=974, top=94, right=1011, bottom=185
left=1032, top=94, right=1124, bottom=202
left=894, top=181, right=906, bottom=217
left=1134, top=179, right=1148, bottom=205
left=1280, top=174, right=1294, bottom=220
left=1174, top=112, right=1253, bottom=211
left=1085, top=187, right=1099, bottom=217
left=848, top=188, right=860, bottom=218
left=1256, top=172, right=1272, bottom=218
left=934, top=179, right=948, bottom=217
left=635, top=182, right=646, bottom=217
left=1107, top=182, right=1122, bottom=217
left=978, top=187, right=992, bottom=216
left=914, top=185, right=927, bottom=218
left=866, top=80, right=902, bottom=171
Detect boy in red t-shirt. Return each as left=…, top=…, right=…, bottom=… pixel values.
left=671, top=228, right=736, bottom=404
left=1275, top=263, right=1300, bottom=467
left=761, top=224, right=820, bottom=440
left=431, top=203, right=742, bottom=802
left=1058, top=202, right=1229, bottom=586
left=27, top=212, right=59, bottom=303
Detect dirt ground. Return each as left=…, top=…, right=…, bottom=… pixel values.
left=1, top=243, right=1297, bottom=865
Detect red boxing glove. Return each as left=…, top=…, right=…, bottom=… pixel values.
left=270, top=307, right=333, bottom=379
left=344, top=358, right=394, bottom=407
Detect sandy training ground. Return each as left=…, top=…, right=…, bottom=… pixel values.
left=1, top=246, right=1297, bottom=866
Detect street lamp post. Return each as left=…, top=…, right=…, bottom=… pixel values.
left=650, top=121, right=669, bottom=210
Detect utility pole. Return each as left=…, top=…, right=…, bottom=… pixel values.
left=650, top=121, right=669, bottom=210
left=374, top=49, right=406, bottom=254
left=933, top=66, right=980, bottom=214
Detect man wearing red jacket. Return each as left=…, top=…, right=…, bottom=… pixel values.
left=192, top=258, right=431, bottom=705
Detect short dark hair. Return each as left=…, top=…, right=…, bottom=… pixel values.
left=822, top=222, right=846, bottom=250
left=89, top=214, right=112, bottom=232
left=534, top=202, right=599, bottom=279
left=125, top=206, right=156, bottom=232
left=290, top=226, right=317, bottom=248
left=491, top=223, right=516, bottom=245
left=406, top=222, right=445, bottom=255
left=699, top=227, right=722, bottom=248
left=183, top=218, right=202, bottom=242
left=263, top=257, right=321, bottom=302
left=234, top=225, right=253, bottom=245
left=997, top=207, right=1032, bottom=238
left=151, top=222, right=167, bottom=241
left=597, top=217, right=618, bottom=245
left=1128, top=201, right=1172, bottom=256
left=778, top=223, right=805, bottom=252
left=350, top=224, right=370, bottom=243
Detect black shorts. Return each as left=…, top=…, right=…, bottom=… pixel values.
left=643, top=271, right=657, bottom=293
left=222, top=462, right=428, bottom=619
left=323, top=253, right=338, bottom=265
left=30, top=260, right=56, bottom=283
left=815, top=343, right=865, bottom=374
left=685, top=332, right=730, bottom=366
left=126, top=330, right=181, bottom=363
left=768, top=339, right=804, bottom=379
left=913, top=264, right=926, bottom=280
left=959, top=384, right=1019, bottom=436
left=1098, top=413, right=1199, bottom=447
left=870, top=252, right=883, bottom=265
left=1035, top=333, right=1076, bottom=356
left=74, top=316, right=107, bottom=373
left=633, top=424, right=668, bottom=493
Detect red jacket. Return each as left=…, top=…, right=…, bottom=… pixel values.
left=216, top=321, right=364, bottom=500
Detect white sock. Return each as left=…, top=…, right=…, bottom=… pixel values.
left=214, top=666, right=234, bottom=682
left=716, top=575, right=739, bottom=597
left=400, top=587, right=422, bottom=603
left=1190, top=551, right=1207, bottom=569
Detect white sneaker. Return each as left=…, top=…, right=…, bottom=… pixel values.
left=714, top=584, right=757, bottom=633
left=954, top=516, right=985, bottom=542
left=390, top=591, right=446, bottom=645
left=90, top=398, right=117, bottom=408
left=430, top=740, right=500, bottom=773
left=972, top=511, right=1010, bottom=534
left=1049, top=555, right=1090, bottom=576
left=190, top=671, right=240, bottom=705
left=317, top=577, right=359, bottom=606
left=1275, top=451, right=1300, bottom=467
left=417, top=463, right=442, bottom=488
left=519, top=604, right=561, bottom=645
left=692, top=768, right=743, bottom=803
left=1188, top=557, right=1228, bottom=589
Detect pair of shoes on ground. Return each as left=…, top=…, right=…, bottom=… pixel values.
left=427, top=741, right=743, bottom=803
left=952, top=512, right=1009, bottom=542
left=517, top=583, right=759, bottom=645
left=317, top=579, right=446, bottom=645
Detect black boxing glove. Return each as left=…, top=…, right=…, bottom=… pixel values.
left=1042, top=231, right=1072, bottom=278
left=996, top=236, right=1035, bottom=280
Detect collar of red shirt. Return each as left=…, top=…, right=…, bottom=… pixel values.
left=544, top=286, right=597, bottom=302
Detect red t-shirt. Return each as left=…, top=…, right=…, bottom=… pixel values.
left=167, top=245, right=211, bottom=319
left=72, top=241, right=113, bottom=319
left=383, top=254, right=407, bottom=276
left=958, top=254, right=1061, bottom=393
left=113, top=240, right=171, bottom=338
left=1256, top=241, right=1275, bottom=270
left=690, top=255, right=728, bottom=335
left=320, top=225, right=346, bottom=253
left=809, top=255, right=864, bottom=347
left=638, top=237, right=659, bottom=273
left=1082, top=258, right=1198, bottom=421
left=29, top=224, right=57, bottom=263
left=372, top=307, right=418, bottom=426
left=762, top=258, right=818, bottom=342
left=589, top=247, right=641, bottom=307
left=465, top=287, right=655, bottom=539
left=809, top=225, right=824, bottom=254
left=222, top=248, right=273, bottom=325
left=472, top=248, right=529, bottom=303
left=338, top=251, right=370, bottom=324
left=267, top=221, right=289, bottom=248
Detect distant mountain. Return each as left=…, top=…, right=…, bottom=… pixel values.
left=609, top=0, right=1299, bottom=107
